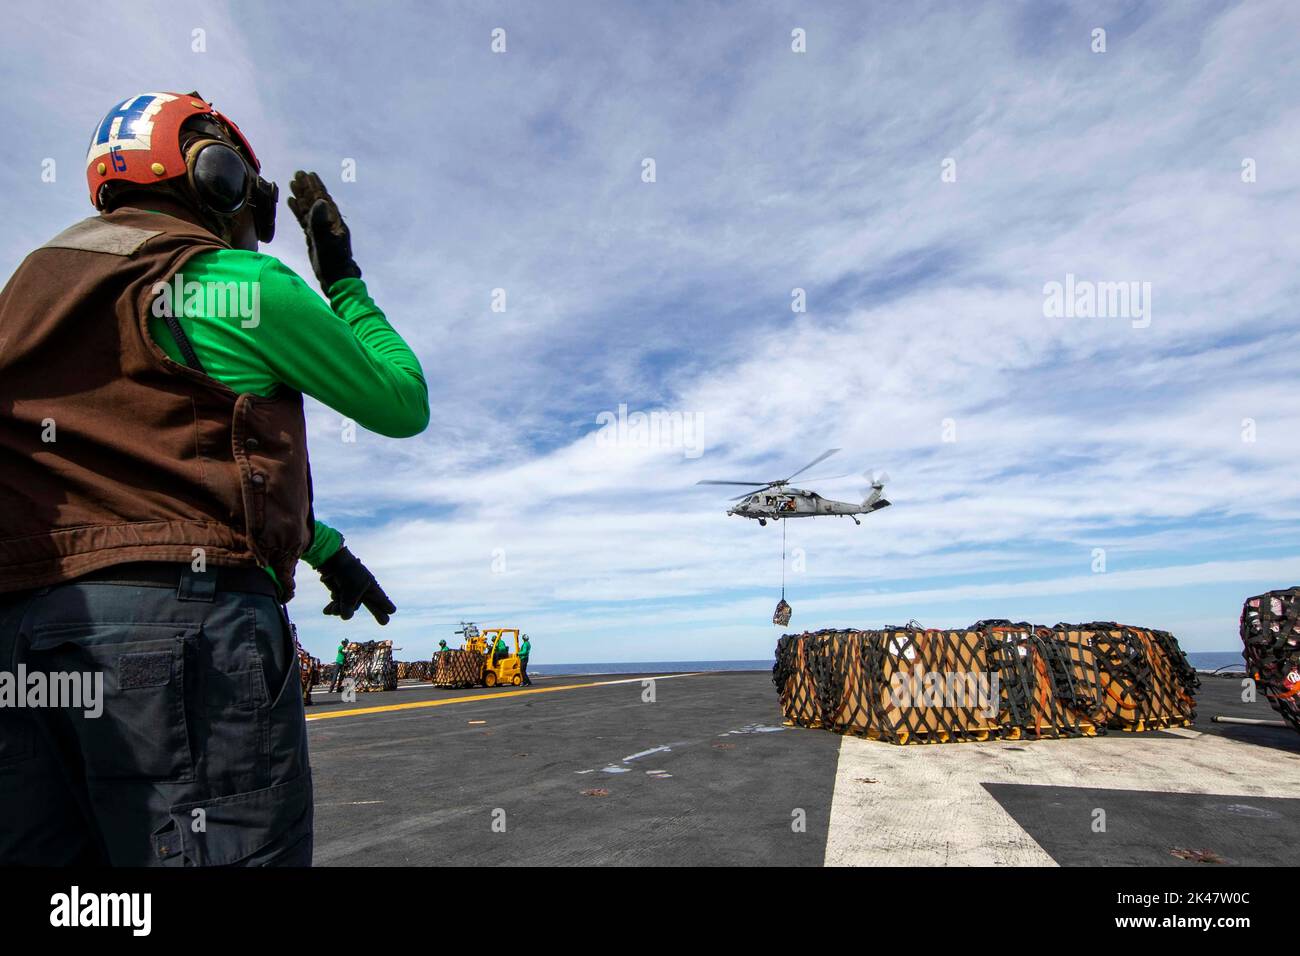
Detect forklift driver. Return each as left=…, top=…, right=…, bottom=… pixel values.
left=489, top=633, right=508, bottom=669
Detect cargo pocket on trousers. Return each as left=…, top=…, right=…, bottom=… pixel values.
left=261, top=603, right=311, bottom=781
left=254, top=601, right=298, bottom=711
left=153, top=772, right=312, bottom=866
left=28, top=623, right=198, bottom=782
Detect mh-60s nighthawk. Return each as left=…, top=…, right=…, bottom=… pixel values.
left=696, top=449, right=891, bottom=526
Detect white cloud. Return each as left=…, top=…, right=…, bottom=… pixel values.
left=4, top=1, right=1298, bottom=661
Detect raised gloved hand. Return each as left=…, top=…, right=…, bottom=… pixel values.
left=318, top=546, right=395, bottom=626
left=286, top=170, right=362, bottom=292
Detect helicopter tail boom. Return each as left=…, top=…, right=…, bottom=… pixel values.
left=861, top=482, right=890, bottom=512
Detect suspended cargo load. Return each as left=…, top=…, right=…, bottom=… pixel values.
left=772, top=599, right=792, bottom=627
left=1240, top=587, right=1300, bottom=733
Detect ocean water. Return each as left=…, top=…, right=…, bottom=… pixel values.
left=530, top=652, right=1247, bottom=676
left=1185, top=651, right=1246, bottom=673
left=530, top=659, right=772, bottom=676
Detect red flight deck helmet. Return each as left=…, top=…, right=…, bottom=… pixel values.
left=85, top=91, right=278, bottom=242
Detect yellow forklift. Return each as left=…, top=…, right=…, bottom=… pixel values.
left=464, top=627, right=524, bottom=687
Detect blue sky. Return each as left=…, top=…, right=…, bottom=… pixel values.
left=3, top=1, right=1298, bottom=662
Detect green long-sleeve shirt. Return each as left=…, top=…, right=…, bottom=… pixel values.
left=146, top=244, right=429, bottom=570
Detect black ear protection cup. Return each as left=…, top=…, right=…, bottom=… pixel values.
left=186, top=138, right=251, bottom=214
left=184, top=136, right=279, bottom=243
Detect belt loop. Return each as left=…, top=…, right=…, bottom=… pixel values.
left=177, top=566, right=218, bottom=603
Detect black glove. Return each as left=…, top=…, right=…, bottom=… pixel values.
left=318, top=546, right=395, bottom=625
left=286, top=170, right=362, bottom=292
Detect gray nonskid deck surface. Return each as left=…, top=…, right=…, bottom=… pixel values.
left=305, top=671, right=1300, bottom=866
left=985, top=676, right=1300, bottom=867
left=825, top=676, right=1300, bottom=866
left=983, top=784, right=1300, bottom=866
left=307, top=672, right=841, bottom=866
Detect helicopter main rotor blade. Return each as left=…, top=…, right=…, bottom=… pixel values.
left=785, top=448, right=840, bottom=483
left=696, top=480, right=770, bottom=487
left=795, top=473, right=849, bottom=484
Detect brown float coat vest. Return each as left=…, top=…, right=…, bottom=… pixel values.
left=0, top=208, right=314, bottom=597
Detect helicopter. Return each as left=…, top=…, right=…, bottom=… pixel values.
left=696, top=448, right=891, bottom=526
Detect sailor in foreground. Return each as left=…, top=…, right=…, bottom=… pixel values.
left=0, top=92, right=429, bottom=866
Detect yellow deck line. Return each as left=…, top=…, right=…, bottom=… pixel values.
left=306, top=673, right=704, bottom=721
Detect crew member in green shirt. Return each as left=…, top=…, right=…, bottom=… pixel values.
left=330, top=639, right=350, bottom=693
left=142, top=169, right=428, bottom=623
left=0, top=92, right=430, bottom=867
left=490, top=634, right=508, bottom=670
left=519, top=634, right=532, bottom=685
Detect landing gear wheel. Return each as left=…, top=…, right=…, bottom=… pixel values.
left=484, top=671, right=498, bottom=688
left=759, top=519, right=767, bottom=526
left=512, top=674, right=523, bottom=686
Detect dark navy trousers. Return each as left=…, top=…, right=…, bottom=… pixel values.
left=0, top=567, right=313, bottom=866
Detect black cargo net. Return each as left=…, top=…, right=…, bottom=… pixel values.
left=775, top=628, right=1000, bottom=744
left=1150, top=629, right=1199, bottom=690
left=341, top=640, right=397, bottom=692
left=1039, top=629, right=1107, bottom=725
left=1061, top=623, right=1199, bottom=731
left=396, top=661, right=433, bottom=682
left=1240, top=587, right=1300, bottom=733
left=773, top=621, right=1197, bottom=744
left=294, top=630, right=318, bottom=706
left=1086, top=623, right=1153, bottom=720
left=983, top=628, right=1100, bottom=739
left=433, top=649, right=486, bottom=688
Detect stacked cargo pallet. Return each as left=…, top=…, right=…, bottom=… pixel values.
left=980, top=621, right=1104, bottom=740
left=1240, top=587, right=1300, bottom=733
left=396, top=660, right=434, bottom=682
left=1051, top=623, right=1198, bottom=732
left=293, top=632, right=319, bottom=706
left=773, top=620, right=1197, bottom=745
left=341, top=639, right=398, bottom=692
left=433, top=649, right=485, bottom=688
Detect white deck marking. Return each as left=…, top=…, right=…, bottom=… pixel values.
left=623, top=745, right=672, bottom=762
left=308, top=673, right=649, bottom=698
left=824, top=731, right=1300, bottom=867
